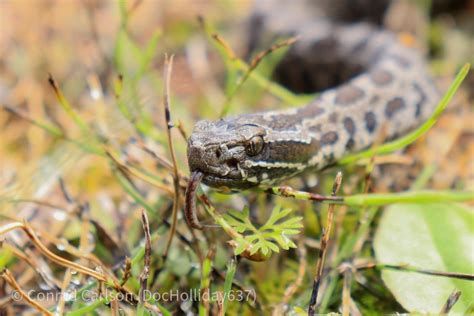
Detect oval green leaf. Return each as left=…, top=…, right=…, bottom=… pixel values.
left=374, top=202, right=473, bottom=314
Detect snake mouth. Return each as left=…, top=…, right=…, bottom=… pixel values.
left=189, top=159, right=246, bottom=189
left=199, top=172, right=258, bottom=191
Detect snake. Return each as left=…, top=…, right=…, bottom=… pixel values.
left=185, top=1, right=440, bottom=228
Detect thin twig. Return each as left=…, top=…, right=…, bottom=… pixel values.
left=2, top=243, right=60, bottom=290
left=265, top=186, right=344, bottom=203
left=1, top=269, right=53, bottom=316
left=3, top=199, right=70, bottom=212
left=1, top=223, right=162, bottom=313
left=308, top=172, right=343, bottom=315
left=1, top=221, right=107, bottom=282
left=139, top=210, right=151, bottom=304
left=48, top=73, right=88, bottom=131
left=121, top=257, right=132, bottom=286
left=57, top=268, right=73, bottom=315
left=0, top=104, right=63, bottom=136
left=110, top=298, right=120, bottom=316
left=221, top=36, right=300, bottom=116
left=132, top=138, right=182, bottom=177
left=105, top=149, right=174, bottom=195
left=176, top=119, right=188, bottom=141
left=249, top=36, right=299, bottom=71
left=356, top=262, right=474, bottom=281
left=341, top=263, right=352, bottom=316
left=59, top=177, right=75, bottom=204
left=215, top=291, right=224, bottom=316
left=161, top=54, right=181, bottom=259
left=211, top=33, right=236, bottom=59
left=440, top=290, right=462, bottom=314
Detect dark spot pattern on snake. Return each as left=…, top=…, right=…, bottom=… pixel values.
left=186, top=6, right=441, bottom=191
left=320, top=131, right=339, bottom=145
left=335, top=85, right=365, bottom=106
left=264, top=104, right=326, bottom=131
left=389, top=54, right=411, bottom=68
left=364, top=111, right=377, bottom=133
left=298, top=104, right=325, bottom=117
left=370, top=69, right=393, bottom=85
left=345, top=138, right=355, bottom=150
left=343, top=117, right=356, bottom=135
left=385, top=97, right=405, bottom=118
left=413, top=82, right=426, bottom=117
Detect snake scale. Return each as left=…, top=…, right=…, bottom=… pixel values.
left=185, top=1, right=440, bottom=227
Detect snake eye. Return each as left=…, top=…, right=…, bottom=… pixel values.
left=245, top=136, right=264, bottom=156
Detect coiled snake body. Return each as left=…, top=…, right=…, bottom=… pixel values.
left=187, top=2, right=440, bottom=194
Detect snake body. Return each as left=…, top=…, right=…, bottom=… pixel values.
left=187, top=2, right=440, bottom=192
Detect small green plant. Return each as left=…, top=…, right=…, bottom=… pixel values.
left=223, top=206, right=303, bottom=257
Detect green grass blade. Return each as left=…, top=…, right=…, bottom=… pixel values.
left=199, top=251, right=214, bottom=316
left=345, top=190, right=473, bottom=206
left=223, top=259, right=237, bottom=313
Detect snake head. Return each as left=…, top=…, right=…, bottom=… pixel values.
left=187, top=118, right=267, bottom=191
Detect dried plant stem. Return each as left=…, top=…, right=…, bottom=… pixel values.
left=206, top=28, right=303, bottom=106
left=1, top=268, right=53, bottom=315
left=57, top=268, right=73, bottom=315
left=265, top=186, right=343, bottom=203
left=48, top=73, right=88, bottom=132
left=356, top=262, right=474, bottom=281
left=162, top=54, right=181, bottom=259
left=1, top=221, right=107, bottom=282
left=176, top=119, right=189, bottom=141
left=1, top=220, right=162, bottom=314
left=308, top=172, right=343, bottom=315
left=341, top=264, right=352, bottom=316
left=121, top=257, right=132, bottom=286
left=440, top=290, right=462, bottom=314
left=1, top=104, right=63, bottom=136
left=105, top=149, right=174, bottom=195
left=139, top=210, right=152, bottom=303
left=2, top=243, right=60, bottom=289
left=133, top=138, right=187, bottom=179
left=220, top=36, right=300, bottom=116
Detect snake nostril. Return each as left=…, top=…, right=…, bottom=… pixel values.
left=215, top=148, right=221, bottom=159
left=227, top=158, right=239, bottom=168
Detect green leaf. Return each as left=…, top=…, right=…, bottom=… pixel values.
left=374, top=202, right=473, bottom=314
left=224, top=206, right=303, bottom=257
